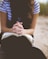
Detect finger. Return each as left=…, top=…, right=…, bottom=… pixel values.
left=16, top=22, right=23, bottom=29
left=14, top=24, right=23, bottom=29
left=13, top=23, right=18, bottom=27
left=17, top=21, right=23, bottom=24
left=18, top=22, right=23, bottom=25
left=16, top=31, right=22, bottom=35
left=12, top=27, right=23, bottom=33
left=16, top=21, right=23, bottom=25
left=13, top=22, right=23, bottom=29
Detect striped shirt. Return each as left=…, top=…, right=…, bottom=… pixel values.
left=0, top=0, right=40, bottom=20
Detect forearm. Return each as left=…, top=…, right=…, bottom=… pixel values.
left=1, top=12, right=12, bottom=33
left=26, top=29, right=34, bottom=35
left=1, top=27, right=12, bottom=33
left=23, top=29, right=34, bottom=35
left=25, top=14, right=39, bottom=35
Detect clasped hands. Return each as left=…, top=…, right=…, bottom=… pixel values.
left=12, top=21, right=26, bottom=35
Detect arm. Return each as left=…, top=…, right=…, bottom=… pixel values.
left=12, top=0, right=40, bottom=35
left=1, top=12, right=23, bottom=33
left=22, top=14, right=39, bottom=35
left=21, top=0, right=40, bottom=35
left=1, top=1, right=24, bottom=34
left=1, top=1, right=12, bottom=33
left=0, top=12, right=1, bottom=33
left=1, top=12, right=12, bottom=33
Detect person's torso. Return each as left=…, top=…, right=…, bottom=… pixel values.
left=6, top=0, right=33, bottom=29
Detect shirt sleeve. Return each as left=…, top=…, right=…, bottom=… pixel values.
left=0, top=0, right=12, bottom=20
left=33, top=0, right=40, bottom=14
left=0, top=0, right=7, bottom=13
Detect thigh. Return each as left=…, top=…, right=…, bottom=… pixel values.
left=1, top=35, right=18, bottom=50
left=1, top=35, right=18, bottom=59
left=1, top=35, right=32, bottom=49
left=1, top=35, right=33, bottom=59
left=1, top=36, right=46, bottom=59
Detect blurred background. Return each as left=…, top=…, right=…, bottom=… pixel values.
left=0, top=0, right=48, bottom=59
left=38, top=0, right=48, bottom=16
left=33, top=0, right=48, bottom=59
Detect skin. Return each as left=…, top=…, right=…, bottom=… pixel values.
left=0, top=12, right=1, bottom=33
left=1, top=11, right=39, bottom=35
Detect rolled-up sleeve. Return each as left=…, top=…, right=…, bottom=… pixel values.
left=0, top=1, right=7, bottom=13
left=33, top=0, right=40, bottom=14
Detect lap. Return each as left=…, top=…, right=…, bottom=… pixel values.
left=1, top=35, right=32, bottom=50
left=1, top=35, right=32, bottom=59
left=1, top=35, right=46, bottom=59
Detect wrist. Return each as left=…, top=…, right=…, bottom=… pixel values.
left=23, top=29, right=34, bottom=35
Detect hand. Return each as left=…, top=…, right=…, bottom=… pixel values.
left=12, top=21, right=24, bottom=35
left=20, top=29, right=27, bottom=35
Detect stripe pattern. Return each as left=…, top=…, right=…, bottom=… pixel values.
left=0, top=0, right=40, bottom=20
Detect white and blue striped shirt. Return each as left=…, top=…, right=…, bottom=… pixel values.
left=0, top=0, right=40, bottom=20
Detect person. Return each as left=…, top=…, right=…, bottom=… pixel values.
left=1, top=0, right=40, bottom=43
left=1, top=0, right=47, bottom=59
left=1, top=0, right=40, bottom=36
